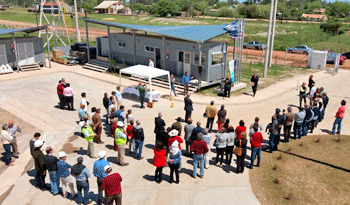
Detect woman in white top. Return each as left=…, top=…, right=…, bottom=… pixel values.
left=226, top=126, right=236, bottom=165
left=249, top=117, right=263, bottom=139
left=126, top=109, right=135, bottom=126
left=80, top=92, right=88, bottom=112
left=1, top=124, right=14, bottom=166
left=201, top=128, right=212, bottom=169
left=215, top=128, right=228, bottom=167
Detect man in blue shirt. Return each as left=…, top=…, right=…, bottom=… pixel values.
left=181, top=72, right=193, bottom=95
left=72, top=157, right=91, bottom=205
left=78, top=104, right=88, bottom=121
left=115, top=86, right=123, bottom=110
left=57, top=151, right=77, bottom=198
left=93, top=150, right=110, bottom=205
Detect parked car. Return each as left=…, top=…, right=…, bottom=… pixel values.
left=288, top=45, right=313, bottom=55
left=341, top=52, right=350, bottom=59
left=322, top=50, right=346, bottom=65
left=243, top=41, right=267, bottom=50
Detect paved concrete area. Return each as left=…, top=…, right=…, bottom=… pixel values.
left=0, top=63, right=349, bottom=205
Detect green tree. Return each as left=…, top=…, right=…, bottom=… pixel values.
left=82, top=0, right=95, bottom=16
left=129, top=3, right=146, bottom=11
left=153, top=0, right=178, bottom=17
left=194, top=1, right=209, bottom=16
left=320, top=20, right=342, bottom=36
left=328, top=1, right=350, bottom=18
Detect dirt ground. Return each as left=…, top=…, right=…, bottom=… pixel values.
left=249, top=135, right=350, bottom=205
left=0, top=108, right=38, bottom=175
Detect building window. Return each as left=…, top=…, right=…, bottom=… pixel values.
left=118, top=42, right=126, bottom=48
left=146, top=46, right=155, bottom=52
left=211, top=53, right=224, bottom=65
left=201, top=55, right=206, bottom=65
left=194, top=53, right=199, bottom=65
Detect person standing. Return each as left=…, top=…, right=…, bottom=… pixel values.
left=332, top=100, right=346, bottom=135
left=235, top=120, right=246, bottom=141
left=78, top=104, right=88, bottom=121
left=30, top=132, right=41, bottom=157
left=61, top=78, right=67, bottom=88
left=115, top=121, right=129, bottom=166
left=149, top=59, right=154, bottom=67
left=249, top=117, right=263, bottom=138
left=294, top=107, right=305, bottom=139
left=302, top=104, right=314, bottom=136
left=168, top=129, right=183, bottom=151
left=115, top=86, right=123, bottom=110
left=1, top=124, right=14, bottom=166
left=103, top=93, right=110, bottom=123
left=171, top=117, right=183, bottom=137
left=168, top=141, right=182, bottom=184
left=63, top=83, right=74, bottom=111
left=154, top=112, right=166, bottom=143
left=133, top=120, right=145, bottom=160
left=57, top=151, right=77, bottom=198
left=80, top=121, right=97, bottom=158
left=101, top=165, right=123, bottom=205
left=181, top=72, right=193, bottom=95
left=190, top=133, right=208, bottom=178
left=93, top=150, right=110, bottom=205
left=191, top=121, right=203, bottom=143
left=126, top=109, right=135, bottom=126
left=269, top=115, right=279, bottom=153
left=184, top=93, right=193, bottom=122
left=249, top=128, right=264, bottom=169
left=116, top=106, right=126, bottom=123
left=126, top=120, right=135, bottom=154
left=215, top=128, right=228, bottom=167
left=170, top=74, right=177, bottom=96
left=111, top=118, right=119, bottom=151
left=223, top=77, right=232, bottom=98
left=92, top=108, right=103, bottom=144
left=71, top=157, right=91, bottom=205
left=7, top=120, right=21, bottom=158
left=43, top=146, right=59, bottom=195
left=226, top=126, right=236, bottom=165
left=251, top=73, right=259, bottom=97
left=202, top=128, right=211, bottom=169
left=184, top=118, right=195, bottom=156
left=205, top=101, right=218, bottom=132
left=309, top=83, right=316, bottom=105
left=137, top=82, right=147, bottom=109
left=217, top=105, right=227, bottom=132
left=299, top=82, right=308, bottom=107
left=153, top=142, right=166, bottom=183
left=235, top=132, right=247, bottom=174
left=81, top=92, right=88, bottom=113
left=32, top=140, right=46, bottom=190
left=284, top=107, right=295, bottom=142
left=308, top=75, right=315, bottom=91
left=57, top=80, right=65, bottom=109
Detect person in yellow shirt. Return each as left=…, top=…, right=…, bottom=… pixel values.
left=204, top=101, right=218, bottom=132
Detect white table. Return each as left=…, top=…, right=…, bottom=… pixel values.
left=122, top=85, right=161, bottom=101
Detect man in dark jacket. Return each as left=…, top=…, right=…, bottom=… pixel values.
left=184, top=93, right=193, bottom=123
left=269, top=115, right=279, bottom=153
left=133, top=120, right=145, bottom=160
left=32, top=140, right=46, bottom=190
left=171, top=117, right=182, bottom=136
left=190, top=121, right=203, bottom=143
left=251, top=73, right=259, bottom=97
left=103, top=93, right=110, bottom=123
left=224, top=77, right=233, bottom=98
left=154, top=112, right=166, bottom=143
left=274, top=108, right=285, bottom=150
left=321, top=92, right=329, bottom=121
left=302, top=103, right=314, bottom=136
left=43, top=146, right=59, bottom=195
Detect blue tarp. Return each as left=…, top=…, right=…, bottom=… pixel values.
left=83, top=18, right=233, bottom=43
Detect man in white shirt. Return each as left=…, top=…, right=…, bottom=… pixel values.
left=81, top=92, right=88, bottom=112
left=149, top=59, right=154, bottom=68
left=115, top=86, right=122, bottom=110
left=309, top=83, right=316, bottom=105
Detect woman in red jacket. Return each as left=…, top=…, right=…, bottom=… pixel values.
left=153, top=142, right=166, bottom=183
left=168, top=129, right=183, bottom=150
left=235, top=120, right=246, bottom=141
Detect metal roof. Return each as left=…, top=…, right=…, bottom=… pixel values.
left=94, top=1, right=123, bottom=9
left=83, top=18, right=229, bottom=43
left=0, top=25, right=49, bottom=36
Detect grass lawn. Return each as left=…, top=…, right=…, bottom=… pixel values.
left=250, top=135, right=350, bottom=205
left=198, top=62, right=313, bottom=96
left=1, top=8, right=350, bottom=53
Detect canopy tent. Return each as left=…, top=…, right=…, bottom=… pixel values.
left=119, top=65, right=171, bottom=102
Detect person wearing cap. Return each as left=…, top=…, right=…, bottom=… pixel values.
left=137, top=82, right=147, bottom=109
left=80, top=121, right=97, bottom=158
left=101, top=165, right=123, bottom=205
left=132, top=119, right=145, bottom=160
left=1, top=124, right=14, bottom=166
left=43, top=146, right=60, bottom=195
left=168, top=129, right=183, bottom=150
left=30, top=132, right=41, bottom=156
left=57, top=151, right=77, bottom=198
left=72, top=157, right=91, bottom=205
left=184, top=118, right=195, bottom=156
left=32, top=140, right=47, bottom=190
left=79, top=104, right=88, bottom=121
left=205, top=101, right=218, bottom=132
left=92, top=108, right=103, bottom=144
left=7, top=120, right=21, bottom=158
left=168, top=141, right=182, bottom=184
left=93, top=150, right=110, bottom=205
left=115, top=121, right=129, bottom=166
left=171, top=117, right=182, bottom=136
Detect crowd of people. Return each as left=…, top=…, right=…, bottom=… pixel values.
left=0, top=74, right=347, bottom=205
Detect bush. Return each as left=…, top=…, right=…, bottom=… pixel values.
left=215, top=7, right=235, bottom=18
left=320, top=21, right=342, bottom=36
left=153, top=0, right=178, bottom=17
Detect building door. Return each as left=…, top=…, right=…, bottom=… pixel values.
left=0, top=44, right=7, bottom=65
left=155, top=48, right=161, bottom=68
left=183, top=51, right=191, bottom=76
left=17, top=42, right=35, bottom=65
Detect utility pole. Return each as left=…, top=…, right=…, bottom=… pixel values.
left=263, top=0, right=275, bottom=77
left=74, top=0, right=81, bottom=42
left=268, top=0, right=278, bottom=67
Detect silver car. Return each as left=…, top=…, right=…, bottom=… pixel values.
left=288, top=45, right=313, bottom=55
